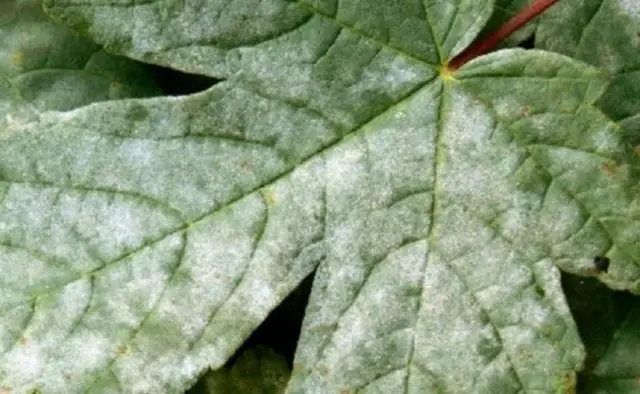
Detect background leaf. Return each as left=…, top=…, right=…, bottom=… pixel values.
left=0, top=0, right=161, bottom=129
left=536, top=0, right=640, bottom=135
left=535, top=0, right=640, bottom=293
left=562, top=274, right=640, bottom=393
left=43, top=0, right=494, bottom=76
left=202, top=346, right=290, bottom=394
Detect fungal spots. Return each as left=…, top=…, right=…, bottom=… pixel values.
left=318, top=365, right=329, bottom=376
left=521, top=106, right=531, bottom=117
left=601, top=161, right=618, bottom=177
left=10, top=51, right=22, bottom=66
left=18, top=336, right=27, bottom=345
left=594, top=256, right=610, bottom=273
left=561, top=372, right=577, bottom=394
left=125, top=104, right=149, bottom=122
left=116, top=345, right=130, bottom=356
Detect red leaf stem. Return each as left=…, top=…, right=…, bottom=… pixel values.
left=448, top=0, right=560, bottom=70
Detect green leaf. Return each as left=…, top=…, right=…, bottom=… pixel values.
left=203, top=346, right=290, bottom=394
left=43, top=0, right=493, bottom=74
left=536, top=0, right=640, bottom=134
left=586, top=309, right=640, bottom=393
left=563, top=274, right=640, bottom=393
left=0, top=0, right=161, bottom=129
left=0, top=1, right=637, bottom=393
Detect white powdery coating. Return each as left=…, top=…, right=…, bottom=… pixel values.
left=532, top=259, right=580, bottom=326
left=0, top=185, right=88, bottom=267
left=108, top=161, right=326, bottom=390
left=323, top=241, right=425, bottom=369
left=0, top=304, right=32, bottom=353
left=441, top=87, right=519, bottom=219
left=0, top=181, right=183, bottom=274
left=0, top=344, right=44, bottom=387
left=324, top=138, right=368, bottom=214
left=240, top=278, right=276, bottom=321
left=317, top=218, right=367, bottom=328
left=360, top=49, right=430, bottom=93
left=618, top=0, right=640, bottom=19
left=0, top=279, right=93, bottom=389
left=73, top=192, right=181, bottom=262
left=131, top=4, right=163, bottom=54
left=117, top=139, right=154, bottom=168
left=100, top=234, right=184, bottom=328
left=57, top=330, right=112, bottom=374
left=414, top=254, right=507, bottom=393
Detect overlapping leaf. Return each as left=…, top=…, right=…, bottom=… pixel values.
left=0, top=0, right=637, bottom=393
left=202, top=346, right=290, bottom=394
left=563, top=275, right=640, bottom=393
left=537, top=0, right=640, bottom=134
left=536, top=0, right=640, bottom=291
left=0, top=0, right=161, bottom=130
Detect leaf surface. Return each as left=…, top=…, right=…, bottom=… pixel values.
left=0, top=1, right=637, bottom=393
left=536, top=0, right=640, bottom=134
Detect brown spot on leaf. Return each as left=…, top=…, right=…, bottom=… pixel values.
left=561, top=372, right=577, bottom=394
left=19, top=336, right=27, bottom=345
left=10, top=52, right=22, bottom=66
left=116, top=345, right=130, bottom=356
left=521, top=106, right=531, bottom=116
left=318, top=365, right=329, bottom=376
left=0, top=386, right=12, bottom=394
left=602, top=161, right=618, bottom=177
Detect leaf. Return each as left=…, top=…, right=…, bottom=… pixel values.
left=562, top=274, right=640, bottom=393
left=0, top=85, right=329, bottom=393
left=203, top=346, right=290, bottom=394
left=586, top=309, right=640, bottom=393
left=0, top=1, right=637, bottom=393
left=43, top=0, right=494, bottom=77
left=0, top=0, right=161, bottom=129
left=535, top=0, right=640, bottom=291
left=536, top=0, right=640, bottom=135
